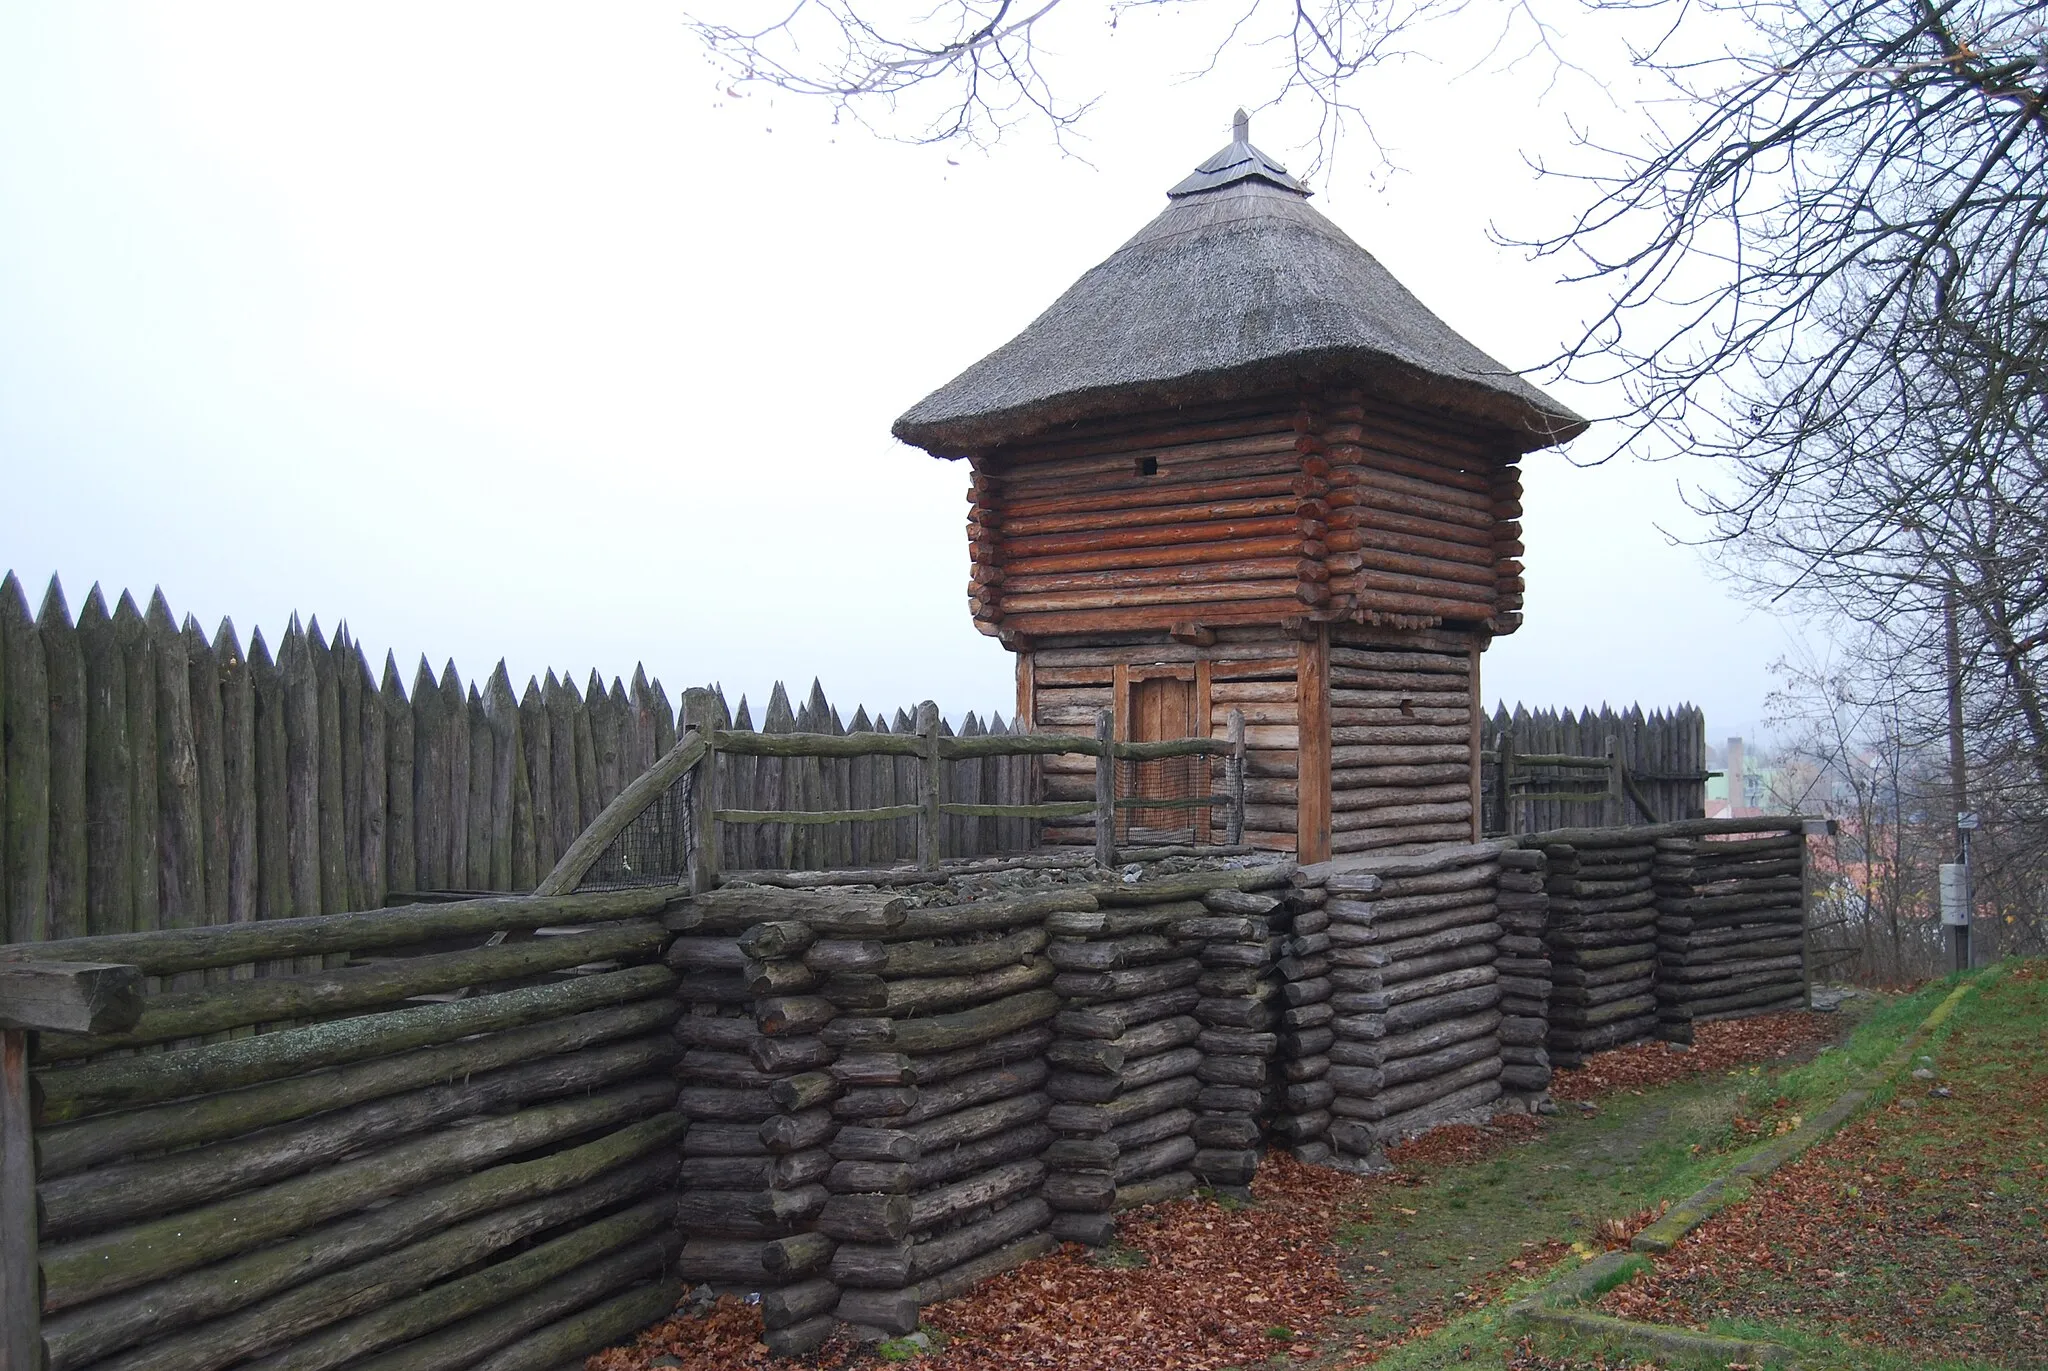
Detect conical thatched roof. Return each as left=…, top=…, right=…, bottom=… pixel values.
left=895, top=115, right=1585, bottom=457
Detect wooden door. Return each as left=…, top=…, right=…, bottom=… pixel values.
left=1126, top=675, right=1202, bottom=842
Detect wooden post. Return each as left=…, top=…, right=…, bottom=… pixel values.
left=1604, top=734, right=1623, bottom=828
left=1093, top=708, right=1115, bottom=869
left=1495, top=728, right=1514, bottom=837
left=1, top=959, right=143, bottom=1371
left=682, top=688, right=720, bottom=894
left=2, top=1023, right=35, bottom=1371
left=1295, top=626, right=1331, bottom=864
left=917, top=702, right=942, bottom=872
left=1226, top=708, right=1246, bottom=846
left=1466, top=641, right=1483, bottom=843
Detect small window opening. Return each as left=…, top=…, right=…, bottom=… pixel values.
left=1135, top=456, right=1159, bottom=476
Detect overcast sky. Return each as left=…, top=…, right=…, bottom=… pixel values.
left=0, top=4, right=1808, bottom=741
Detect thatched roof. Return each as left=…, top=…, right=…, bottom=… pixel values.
left=894, top=115, right=1585, bottom=457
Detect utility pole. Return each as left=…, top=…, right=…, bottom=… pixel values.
left=1943, top=586, right=1973, bottom=971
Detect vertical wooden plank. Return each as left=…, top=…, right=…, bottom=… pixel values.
left=280, top=622, right=322, bottom=954
left=149, top=590, right=206, bottom=951
left=682, top=688, right=720, bottom=893
left=626, top=667, right=655, bottom=784
left=466, top=684, right=493, bottom=890
left=761, top=683, right=795, bottom=871
left=1194, top=659, right=1213, bottom=845
left=307, top=621, right=347, bottom=914
left=1295, top=627, right=1331, bottom=864
left=650, top=677, right=676, bottom=759
left=893, top=706, right=917, bottom=862
left=608, top=677, right=634, bottom=787
left=1015, top=654, right=1034, bottom=741
left=381, top=654, right=416, bottom=897
left=79, top=588, right=132, bottom=937
left=439, top=663, right=469, bottom=893
left=545, top=671, right=580, bottom=866
left=411, top=658, right=447, bottom=892
left=570, top=678, right=599, bottom=840
left=589, top=671, right=622, bottom=808
left=724, top=695, right=754, bottom=872
left=847, top=704, right=874, bottom=867
left=485, top=663, right=520, bottom=893
left=1093, top=707, right=1115, bottom=868
left=250, top=630, right=292, bottom=927
left=918, top=701, right=943, bottom=871
left=520, top=677, right=554, bottom=875
left=355, top=645, right=386, bottom=910
left=217, top=620, right=257, bottom=931
left=42, top=579, right=88, bottom=941
left=333, top=626, right=365, bottom=911
left=1, top=1027, right=37, bottom=1371
left=0, top=574, right=48, bottom=943
left=1227, top=709, right=1246, bottom=846
left=183, top=615, right=228, bottom=932
left=1468, top=641, right=1483, bottom=842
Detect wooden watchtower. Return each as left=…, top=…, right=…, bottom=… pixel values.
left=893, top=114, right=1583, bottom=862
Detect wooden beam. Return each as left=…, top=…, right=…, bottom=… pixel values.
left=0, top=959, right=143, bottom=1033
left=2, top=1027, right=37, bottom=1371
left=534, top=732, right=706, bottom=897
left=1296, top=628, right=1331, bottom=864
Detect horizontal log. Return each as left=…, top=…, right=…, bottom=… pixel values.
left=34, top=964, right=677, bottom=1125
left=349, top=1239, right=682, bottom=1371
left=40, top=1033, right=675, bottom=1238
left=1053, top=986, right=1202, bottom=1040
left=230, top=1193, right=678, bottom=1371
left=905, top=1091, right=1050, bottom=1152
left=0, top=888, right=678, bottom=977
left=39, top=1082, right=675, bottom=1319
left=113, top=1161, right=678, bottom=1371
left=36, top=923, right=668, bottom=1061
left=38, top=997, right=675, bottom=1175
left=0, top=962, right=144, bottom=1034
left=672, top=885, right=910, bottom=935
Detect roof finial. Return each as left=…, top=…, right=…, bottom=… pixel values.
left=1232, top=108, right=1250, bottom=144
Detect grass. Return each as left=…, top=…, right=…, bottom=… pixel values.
left=1593, top=962, right=2046, bottom=1370
left=1305, top=974, right=2003, bottom=1370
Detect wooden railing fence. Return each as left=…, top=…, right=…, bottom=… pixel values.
left=1480, top=704, right=1710, bottom=834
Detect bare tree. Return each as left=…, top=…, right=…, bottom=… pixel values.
left=684, top=0, right=1569, bottom=157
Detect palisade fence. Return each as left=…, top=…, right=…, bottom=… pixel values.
left=1479, top=704, right=1710, bottom=835
left=0, top=573, right=1035, bottom=946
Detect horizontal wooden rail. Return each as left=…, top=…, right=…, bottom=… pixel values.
left=0, top=888, right=675, bottom=978
left=939, top=802, right=1097, bottom=821
left=1509, top=753, right=1611, bottom=768
left=706, top=728, right=1231, bottom=763
left=1112, top=794, right=1232, bottom=812
left=714, top=805, right=925, bottom=826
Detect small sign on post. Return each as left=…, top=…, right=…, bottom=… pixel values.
left=1939, top=862, right=1972, bottom=926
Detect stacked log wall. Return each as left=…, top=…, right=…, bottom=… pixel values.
left=1312, top=390, right=1520, bottom=630
left=1651, top=831, right=1809, bottom=1041
left=967, top=392, right=1524, bottom=642
left=1534, top=835, right=1661, bottom=1066
left=1326, top=629, right=1479, bottom=855
left=968, top=400, right=1324, bottom=638
left=4, top=889, right=686, bottom=1371
left=1315, top=843, right=1509, bottom=1171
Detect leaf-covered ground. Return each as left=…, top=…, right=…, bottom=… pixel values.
left=1598, top=963, right=2048, bottom=1369
left=585, top=1006, right=1879, bottom=1371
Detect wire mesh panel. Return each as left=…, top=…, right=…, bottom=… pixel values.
left=575, top=766, right=699, bottom=890
left=1115, top=752, right=1218, bottom=848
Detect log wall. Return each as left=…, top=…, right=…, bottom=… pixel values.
left=1327, top=628, right=1480, bottom=856
left=967, top=392, right=1525, bottom=642
left=3, top=889, right=686, bottom=1371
